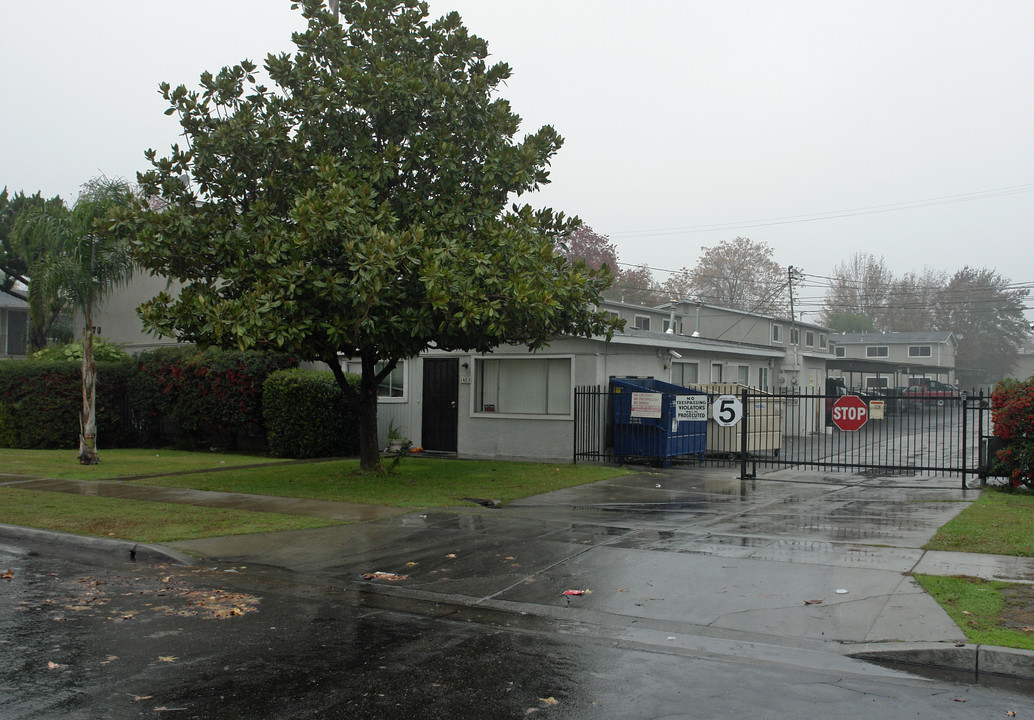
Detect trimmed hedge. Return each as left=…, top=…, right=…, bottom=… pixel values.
left=263, top=369, right=360, bottom=459
left=0, top=359, right=137, bottom=449
left=0, top=347, right=301, bottom=452
left=132, top=347, right=297, bottom=450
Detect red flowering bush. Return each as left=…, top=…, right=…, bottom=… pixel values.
left=132, top=347, right=296, bottom=449
left=991, top=378, right=1034, bottom=488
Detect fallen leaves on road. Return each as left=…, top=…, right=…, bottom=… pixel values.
left=158, top=655, right=178, bottom=663
left=1006, top=712, right=1017, bottom=717
left=17, top=568, right=258, bottom=623
left=1, top=569, right=13, bottom=580
left=804, top=599, right=823, bottom=605
left=46, top=661, right=66, bottom=670
left=362, top=572, right=409, bottom=582
left=952, top=697, right=966, bottom=702
left=446, top=553, right=457, bottom=559
left=526, top=696, right=560, bottom=713
left=127, top=694, right=153, bottom=702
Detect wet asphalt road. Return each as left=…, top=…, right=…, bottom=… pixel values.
left=3, top=542, right=1034, bottom=719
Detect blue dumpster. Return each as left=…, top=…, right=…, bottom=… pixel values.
left=610, top=377, right=708, bottom=464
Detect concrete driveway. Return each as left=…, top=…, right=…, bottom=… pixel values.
left=171, top=467, right=1010, bottom=655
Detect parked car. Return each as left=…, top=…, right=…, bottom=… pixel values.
left=900, top=380, right=959, bottom=409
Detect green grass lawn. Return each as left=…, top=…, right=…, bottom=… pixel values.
left=127, top=457, right=631, bottom=507
left=919, top=486, right=1034, bottom=651
left=0, top=447, right=287, bottom=480
left=924, top=487, right=1034, bottom=557
left=0, top=449, right=631, bottom=543
left=914, top=574, right=1034, bottom=651
left=0, top=487, right=340, bottom=544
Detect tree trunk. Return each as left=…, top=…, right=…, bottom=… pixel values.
left=357, top=377, right=382, bottom=471
left=78, top=324, right=99, bottom=465
left=327, top=350, right=383, bottom=472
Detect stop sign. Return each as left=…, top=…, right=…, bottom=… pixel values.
left=831, top=395, right=868, bottom=431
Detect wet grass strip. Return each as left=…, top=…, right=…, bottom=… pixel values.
left=0, top=448, right=287, bottom=481
left=0, top=487, right=342, bottom=544
left=914, top=573, right=1034, bottom=651
left=923, top=489, right=1034, bottom=557
left=127, top=458, right=632, bottom=508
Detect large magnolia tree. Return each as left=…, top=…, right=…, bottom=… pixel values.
left=127, top=0, right=616, bottom=470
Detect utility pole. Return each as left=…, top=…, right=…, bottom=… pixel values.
left=788, top=265, right=803, bottom=369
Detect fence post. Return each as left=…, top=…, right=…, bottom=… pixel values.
left=977, top=389, right=986, bottom=487
left=961, top=390, right=968, bottom=490
left=740, top=387, right=750, bottom=480
left=573, top=386, right=580, bottom=464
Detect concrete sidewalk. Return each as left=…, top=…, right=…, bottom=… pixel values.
left=4, top=465, right=1034, bottom=680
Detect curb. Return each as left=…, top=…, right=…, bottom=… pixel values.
left=846, top=642, right=1034, bottom=682
left=0, top=524, right=194, bottom=566
left=358, top=584, right=1034, bottom=682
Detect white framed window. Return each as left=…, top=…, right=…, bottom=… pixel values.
left=805, top=331, right=815, bottom=347
left=819, top=334, right=827, bottom=349
left=710, top=363, right=723, bottom=382
left=789, top=328, right=800, bottom=345
left=772, top=324, right=783, bottom=343
left=343, top=359, right=407, bottom=401
left=633, top=315, right=651, bottom=331
left=736, top=365, right=749, bottom=384
left=758, top=366, right=769, bottom=390
left=473, top=356, right=573, bottom=417
left=908, top=345, right=932, bottom=357
left=671, top=361, right=698, bottom=386
left=835, top=346, right=846, bottom=358
left=662, top=317, right=682, bottom=334
left=866, top=346, right=889, bottom=358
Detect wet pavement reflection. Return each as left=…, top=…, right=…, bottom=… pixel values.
left=4, top=544, right=1033, bottom=719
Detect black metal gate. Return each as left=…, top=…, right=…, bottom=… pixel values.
left=575, top=385, right=993, bottom=485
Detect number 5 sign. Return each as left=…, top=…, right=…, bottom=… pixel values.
left=713, top=395, right=743, bottom=426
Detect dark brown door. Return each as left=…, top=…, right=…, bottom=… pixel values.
left=421, top=357, right=459, bottom=452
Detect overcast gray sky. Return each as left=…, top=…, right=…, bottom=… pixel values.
left=3, top=1, right=1033, bottom=317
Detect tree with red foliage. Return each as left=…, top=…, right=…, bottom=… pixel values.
left=991, top=377, right=1034, bottom=488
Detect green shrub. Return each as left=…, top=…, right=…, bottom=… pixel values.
left=0, top=402, right=18, bottom=447
left=263, top=369, right=360, bottom=459
left=132, top=347, right=297, bottom=450
left=32, top=338, right=131, bottom=363
left=0, top=359, right=137, bottom=449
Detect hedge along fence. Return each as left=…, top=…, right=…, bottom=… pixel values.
left=263, top=369, right=361, bottom=459
left=131, top=347, right=298, bottom=450
left=0, top=359, right=138, bottom=449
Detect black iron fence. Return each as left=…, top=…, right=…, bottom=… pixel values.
left=574, top=385, right=994, bottom=484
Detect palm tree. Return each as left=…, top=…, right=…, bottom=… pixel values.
left=17, top=177, right=134, bottom=464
